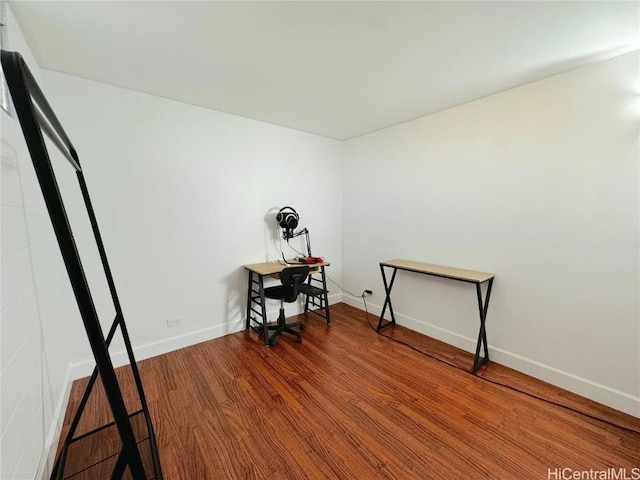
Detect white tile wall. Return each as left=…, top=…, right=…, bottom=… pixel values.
left=1, top=108, right=77, bottom=479
left=1, top=249, right=32, bottom=311
left=1, top=6, right=86, bottom=479
left=0, top=206, right=28, bottom=256
left=1, top=327, right=40, bottom=432
left=0, top=146, right=21, bottom=205
left=0, top=288, right=39, bottom=375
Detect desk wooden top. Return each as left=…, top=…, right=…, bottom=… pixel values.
left=381, top=259, right=494, bottom=283
left=244, top=260, right=330, bottom=276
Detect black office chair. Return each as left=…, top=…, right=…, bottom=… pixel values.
left=263, top=266, right=310, bottom=346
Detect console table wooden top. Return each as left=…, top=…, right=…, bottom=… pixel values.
left=380, top=259, right=494, bottom=284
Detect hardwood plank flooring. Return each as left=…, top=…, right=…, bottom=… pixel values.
left=59, top=303, right=640, bottom=479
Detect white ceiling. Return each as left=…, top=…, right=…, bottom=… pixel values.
left=9, top=1, right=640, bottom=140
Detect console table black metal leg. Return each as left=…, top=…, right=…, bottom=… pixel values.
left=377, top=266, right=398, bottom=331
left=471, top=278, right=493, bottom=374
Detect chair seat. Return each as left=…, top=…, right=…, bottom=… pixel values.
left=264, top=284, right=296, bottom=302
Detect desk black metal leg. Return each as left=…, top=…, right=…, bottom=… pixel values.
left=471, top=278, right=493, bottom=374
left=258, top=275, right=269, bottom=345
left=320, top=266, right=331, bottom=325
left=377, top=266, right=398, bottom=331
left=245, top=271, right=253, bottom=330
left=302, top=266, right=331, bottom=325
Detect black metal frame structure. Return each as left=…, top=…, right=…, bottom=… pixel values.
left=281, top=225, right=331, bottom=324
left=263, top=266, right=311, bottom=345
left=246, top=271, right=271, bottom=344
left=301, top=273, right=331, bottom=324
left=245, top=263, right=331, bottom=345
left=376, top=261, right=494, bottom=375
left=1, top=50, right=162, bottom=480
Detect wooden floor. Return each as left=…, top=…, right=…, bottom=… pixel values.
left=61, top=303, right=640, bottom=479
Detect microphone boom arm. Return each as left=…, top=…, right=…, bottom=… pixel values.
left=284, top=227, right=312, bottom=256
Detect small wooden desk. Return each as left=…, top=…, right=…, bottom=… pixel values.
left=244, top=261, right=331, bottom=345
left=377, top=259, right=495, bottom=374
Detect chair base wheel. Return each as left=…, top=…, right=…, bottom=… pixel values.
left=295, top=336, right=302, bottom=343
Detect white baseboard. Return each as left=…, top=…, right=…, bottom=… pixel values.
left=69, top=292, right=343, bottom=380
left=36, top=364, right=75, bottom=480
left=342, top=296, right=640, bottom=418
left=35, top=291, right=336, bottom=480
left=68, top=322, right=233, bottom=380
left=49, top=290, right=636, bottom=480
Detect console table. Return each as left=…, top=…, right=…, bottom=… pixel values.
left=377, top=259, right=495, bottom=374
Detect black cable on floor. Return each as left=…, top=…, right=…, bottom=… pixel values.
left=358, top=296, right=640, bottom=435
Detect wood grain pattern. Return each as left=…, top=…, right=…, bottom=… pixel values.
left=380, top=259, right=494, bottom=283
left=59, top=303, right=640, bottom=479
left=244, top=261, right=331, bottom=276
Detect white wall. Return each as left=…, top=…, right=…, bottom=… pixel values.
left=1, top=5, right=84, bottom=479
left=342, top=51, right=639, bottom=416
left=40, top=70, right=344, bottom=374
left=2, top=10, right=636, bottom=480
left=2, top=8, right=342, bottom=478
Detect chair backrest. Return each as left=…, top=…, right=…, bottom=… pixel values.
left=280, top=266, right=310, bottom=301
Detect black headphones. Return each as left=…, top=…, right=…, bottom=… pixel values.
left=276, top=206, right=299, bottom=230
